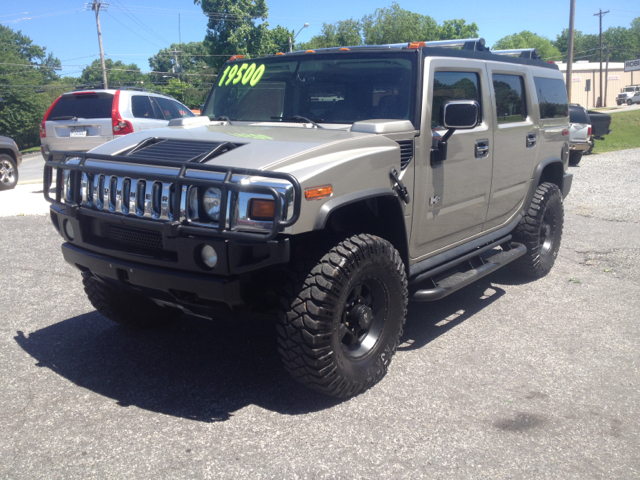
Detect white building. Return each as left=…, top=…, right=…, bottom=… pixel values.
left=556, top=61, right=639, bottom=109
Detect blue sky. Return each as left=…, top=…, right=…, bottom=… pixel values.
left=2, top=0, right=639, bottom=78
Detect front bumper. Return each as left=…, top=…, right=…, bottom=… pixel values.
left=62, top=242, right=245, bottom=307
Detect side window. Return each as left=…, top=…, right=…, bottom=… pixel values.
left=152, top=96, right=181, bottom=120
left=171, top=100, right=195, bottom=118
left=131, top=95, right=162, bottom=119
left=533, top=77, right=568, bottom=119
left=432, top=71, right=481, bottom=128
left=493, top=74, right=526, bottom=123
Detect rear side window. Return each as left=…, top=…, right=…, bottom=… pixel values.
left=432, top=72, right=481, bottom=128
left=533, top=77, right=568, bottom=119
left=48, top=94, right=113, bottom=119
left=152, top=97, right=181, bottom=120
left=493, top=74, right=526, bottom=123
left=170, top=100, right=195, bottom=118
left=131, top=95, right=163, bottom=119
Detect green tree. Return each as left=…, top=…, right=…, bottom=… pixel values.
left=493, top=31, right=561, bottom=61
left=193, top=0, right=292, bottom=69
left=439, top=19, right=479, bottom=40
left=362, top=3, right=440, bottom=44
left=78, top=59, right=149, bottom=88
left=0, top=25, right=61, bottom=148
left=298, top=19, right=363, bottom=50
left=553, top=29, right=600, bottom=62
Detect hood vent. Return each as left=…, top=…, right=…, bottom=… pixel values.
left=397, top=139, right=414, bottom=170
left=124, top=138, right=243, bottom=163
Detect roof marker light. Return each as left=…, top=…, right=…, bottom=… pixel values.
left=305, top=50, right=316, bottom=53
left=229, top=55, right=245, bottom=62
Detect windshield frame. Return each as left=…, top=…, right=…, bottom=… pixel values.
left=202, top=50, right=422, bottom=129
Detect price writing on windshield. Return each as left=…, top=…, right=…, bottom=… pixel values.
left=218, top=63, right=266, bottom=88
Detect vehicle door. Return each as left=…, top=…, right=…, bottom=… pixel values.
left=410, top=58, right=493, bottom=259
left=130, top=95, right=167, bottom=130
left=483, top=63, right=538, bottom=229
left=152, top=96, right=182, bottom=124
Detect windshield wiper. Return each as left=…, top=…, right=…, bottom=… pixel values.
left=216, top=115, right=234, bottom=125
left=50, top=116, right=77, bottom=121
left=271, top=116, right=324, bottom=129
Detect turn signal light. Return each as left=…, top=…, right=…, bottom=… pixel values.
left=250, top=199, right=275, bottom=220
left=304, top=185, right=333, bottom=200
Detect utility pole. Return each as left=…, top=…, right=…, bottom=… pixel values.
left=91, top=0, right=109, bottom=89
left=168, top=48, right=182, bottom=76
left=566, top=0, right=576, bottom=101
left=604, top=44, right=610, bottom=107
left=594, top=9, right=609, bottom=107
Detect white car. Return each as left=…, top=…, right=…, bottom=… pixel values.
left=568, top=104, right=591, bottom=166
left=629, top=92, right=640, bottom=105
left=40, top=88, right=195, bottom=159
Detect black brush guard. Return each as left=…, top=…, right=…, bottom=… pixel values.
left=44, top=151, right=302, bottom=242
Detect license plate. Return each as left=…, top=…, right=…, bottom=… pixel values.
left=70, top=128, right=87, bottom=138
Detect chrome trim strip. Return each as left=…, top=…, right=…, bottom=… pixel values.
left=129, top=178, right=138, bottom=216
left=143, top=181, right=153, bottom=218
left=115, top=176, right=125, bottom=213
left=160, top=182, right=171, bottom=220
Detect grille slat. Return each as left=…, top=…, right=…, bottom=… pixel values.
left=397, top=140, right=414, bottom=170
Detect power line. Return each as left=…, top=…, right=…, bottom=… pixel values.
left=102, top=11, right=164, bottom=49
left=109, top=0, right=172, bottom=45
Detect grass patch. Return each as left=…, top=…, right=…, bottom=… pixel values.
left=592, top=109, right=640, bottom=154
left=20, top=146, right=41, bottom=154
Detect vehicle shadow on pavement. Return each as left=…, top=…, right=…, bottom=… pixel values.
left=13, top=275, right=511, bottom=422
left=14, top=313, right=341, bottom=422
left=400, top=277, right=506, bottom=351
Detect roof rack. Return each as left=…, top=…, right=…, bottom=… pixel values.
left=291, top=38, right=488, bottom=54
left=492, top=48, right=541, bottom=60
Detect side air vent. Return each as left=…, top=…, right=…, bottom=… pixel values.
left=397, top=139, right=414, bottom=170
left=124, top=138, right=242, bottom=163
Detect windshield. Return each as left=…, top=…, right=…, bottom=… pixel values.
left=624, top=87, right=637, bottom=92
left=204, top=53, right=417, bottom=125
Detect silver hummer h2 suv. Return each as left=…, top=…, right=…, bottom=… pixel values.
left=44, top=38, right=572, bottom=398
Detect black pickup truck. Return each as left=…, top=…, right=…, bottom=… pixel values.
left=585, top=110, right=612, bottom=154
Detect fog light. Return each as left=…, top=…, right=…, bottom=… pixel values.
left=63, top=219, right=75, bottom=241
left=201, top=245, right=217, bottom=268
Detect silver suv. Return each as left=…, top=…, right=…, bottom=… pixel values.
left=40, top=88, right=195, bottom=159
left=44, top=39, right=572, bottom=398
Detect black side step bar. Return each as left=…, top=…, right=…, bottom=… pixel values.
left=410, top=242, right=526, bottom=302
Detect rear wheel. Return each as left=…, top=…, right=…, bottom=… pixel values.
left=569, top=150, right=582, bottom=166
left=83, top=275, right=182, bottom=328
left=583, top=137, right=595, bottom=155
left=512, top=183, right=564, bottom=279
left=277, top=234, right=408, bottom=398
left=0, top=155, right=18, bottom=190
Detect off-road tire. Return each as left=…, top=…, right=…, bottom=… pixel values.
left=0, top=154, right=18, bottom=191
left=512, top=182, right=564, bottom=279
left=277, top=234, right=408, bottom=398
left=83, top=275, right=182, bottom=328
left=569, top=150, right=582, bottom=166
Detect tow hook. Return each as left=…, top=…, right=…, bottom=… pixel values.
left=390, top=168, right=410, bottom=204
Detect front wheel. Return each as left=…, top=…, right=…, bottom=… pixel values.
left=277, top=234, right=408, bottom=398
left=83, top=275, right=182, bottom=328
left=0, top=155, right=18, bottom=191
left=511, top=183, right=564, bottom=279
left=628, top=99, right=633, bottom=106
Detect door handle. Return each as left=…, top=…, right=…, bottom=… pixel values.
left=475, top=139, right=489, bottom=158
left=526, top=133, right=537, bottom=148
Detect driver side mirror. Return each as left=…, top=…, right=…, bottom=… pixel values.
left=431, top=100, right=480, bottom=165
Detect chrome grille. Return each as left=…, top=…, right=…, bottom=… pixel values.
left=80, top=172, right=175, bottom=221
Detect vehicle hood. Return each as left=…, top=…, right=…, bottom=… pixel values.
left=88, top=123, right=399, bottom=176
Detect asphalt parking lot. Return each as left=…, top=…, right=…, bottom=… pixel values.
left=1, top=149, right=639, bottom=479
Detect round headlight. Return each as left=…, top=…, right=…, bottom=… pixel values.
left=203, top=187, right=222, bottom=221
